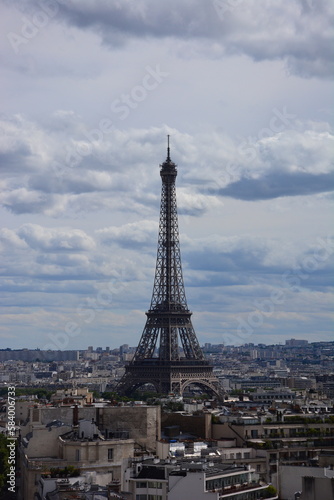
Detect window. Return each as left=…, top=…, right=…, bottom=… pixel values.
left=136, top=496, right=147, bottom=500
left=75, top=449, right=80, bottom=461
left=32, top=409, right=39, bottom=422
left=136, top=482, right=147, bottom=488
left=148, top=482, right=162, bottom=489
left=108, top=448, right=113, bottom=461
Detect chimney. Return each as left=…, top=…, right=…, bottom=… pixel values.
left=73, top=404, right=79, bottom=427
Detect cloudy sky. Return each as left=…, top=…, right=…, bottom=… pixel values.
left=0, top=0, right=333, bottom=351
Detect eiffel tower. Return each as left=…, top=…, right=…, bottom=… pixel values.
left=116, top=138, right=222, bottom=398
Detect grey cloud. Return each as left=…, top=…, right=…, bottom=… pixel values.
left=182, top=234, right=334, bottom=293
left=199, top=126, right=334, bottom=201
left=59, top=1, right=211, bottom=40
left=10, top=0, right=333, bottom=79
left=29, top=170, right=114, bottom=195
left=218, top=171, right=334, bottom=201
left=0, top=148, right=32, bottom=174
left=0, top=280, right=96, bottom=297
left=183, top=251, right=275, bottom=292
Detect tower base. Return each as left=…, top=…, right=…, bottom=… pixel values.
left=116, top=359, right=223, bottom=399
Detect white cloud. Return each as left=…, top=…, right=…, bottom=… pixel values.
left=1, top=116, right=332, bottom=218
left=17, top=223, right=95, bottom=252
left=0, top=227, right=28, bottom=250
left=98, top=219, right=158, bottom=247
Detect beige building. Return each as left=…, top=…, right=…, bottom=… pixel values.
left=19, top=418, right=135, bottom=500
left=21, top=403, right=160, bottom=451
left=18, top=403, right=161, bottom=500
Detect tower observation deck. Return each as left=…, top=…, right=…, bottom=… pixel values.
left=116, top=138, right=222, bottom=398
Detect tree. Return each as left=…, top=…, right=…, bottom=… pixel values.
left=0, top=434, right=11, bottom=493
left=263, top=484, right=277, bottom=498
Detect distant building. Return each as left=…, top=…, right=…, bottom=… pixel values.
left=285, top=339, right=308, bottom=347
left=50, top=387, right=94, bottom=405
left=322, top=380, right=334, bottom=398
left=231, top=377, right=282, bottom=391
left=249, top=388, right=296, bottom=404
left=0, top=349, right=79, bottom=362
left=286, top=377, right=315, bottom=391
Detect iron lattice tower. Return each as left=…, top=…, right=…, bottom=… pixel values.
left=117, top=138, right=222, bottom=398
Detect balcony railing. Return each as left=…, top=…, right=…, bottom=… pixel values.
left=209, top=481, right=274, bottom=496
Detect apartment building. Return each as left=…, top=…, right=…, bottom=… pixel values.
left=124, top=458, right=278, bottom=499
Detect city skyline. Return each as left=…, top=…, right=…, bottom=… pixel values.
left=0, top=337, right=331, bottom=357
left=0, top=1, right=333, bottom=350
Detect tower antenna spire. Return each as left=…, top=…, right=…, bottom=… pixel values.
left=167, top=134, right=170, bottom=161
